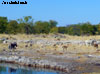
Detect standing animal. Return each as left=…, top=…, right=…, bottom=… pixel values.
left=25, top=45, right=28, bottom=47
left=9, top=42, right=17, bottom=50
left=93, top=42, right=98, bottom=49
left=53, top=44, right=57, bottom=47
left=3, top=40, right=7, bottom=44
left=94, top=43, right=98, bottom=48
left=85, top=39, right=96, bottom=46
left=30, top=43, right=32, bottom=47
left=57, top=38, right=60, bottom=41
left=62, top=45, right=68, bottom=52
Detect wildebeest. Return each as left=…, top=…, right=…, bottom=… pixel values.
left=85, top=39, right=99, bottom=50
left=9, top=42, right=17, bottom=50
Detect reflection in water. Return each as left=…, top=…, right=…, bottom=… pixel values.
left=1, top=63, right=100, bottom=74
left=8, top=68, right=17, bottom=73
left=0, top=64, right=62, bottom=74
left=0, top=66, right=6, bottom=73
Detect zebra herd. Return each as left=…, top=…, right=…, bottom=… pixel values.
left=85, top=39, right=99, bottom=48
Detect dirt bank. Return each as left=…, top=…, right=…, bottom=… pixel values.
left=0, top=50, right=100, bottom=74
left=0, top=34, right=100, bottom=74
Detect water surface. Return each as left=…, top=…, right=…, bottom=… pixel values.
left=1, top=63, right=100, bottom=74
left=0, top=63, right=64, bottom=74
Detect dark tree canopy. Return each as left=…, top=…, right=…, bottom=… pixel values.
left=0, top=16, right=100, bottom=36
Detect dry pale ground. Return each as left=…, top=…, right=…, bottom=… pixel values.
left=1, top=34, right=100, bottom=74
left=82, top=72, right=100, bottom=74
left=0, top=34, right=100, bottom=54
left=0, top=33, right=100, bottom=40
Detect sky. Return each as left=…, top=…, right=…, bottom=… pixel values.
left=0, top=0, right=100, bottom=26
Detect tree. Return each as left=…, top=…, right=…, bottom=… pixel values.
left=50, top=27, right=58, bottom=33
left=7, top=20, right=18, bottom=34
left=58, top=27, right=67, bottom=34
left=0, top=17, right=8, bottom=33
left=17, top=16, right=34, bottom=34
left=95, top=24, right=100, bottom=35
left=49, top=20, right=58, bottom=28
left=34, top=21, right=50, bottom=34
left=68, top=25, right=81, bottom=36
left=80, top=22, right=95, bottom=35
left=17, top=23, right=25, bottom=34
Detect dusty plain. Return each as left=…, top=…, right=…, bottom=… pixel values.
left=0, top=34, right=100, bottom=74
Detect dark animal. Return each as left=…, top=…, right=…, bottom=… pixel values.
left=57, top=38, right=60, bottom=41
left=53, top=44, right=56, bottom=47
left=30, top=43, right=32, bottom=47
left=25, top=45, right=28, bottom=47
left=9, top=42, right=17, bottom=50
left=6, top=37, right=9, bottom=40
left=93, top=43, right=98, bottom=48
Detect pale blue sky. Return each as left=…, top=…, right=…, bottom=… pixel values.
left=0, top=0, right=100, bottom=26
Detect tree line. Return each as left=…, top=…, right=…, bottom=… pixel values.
left=0, top=16, right=100, bottom=36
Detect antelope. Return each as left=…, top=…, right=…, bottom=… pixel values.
left=62, top=45, right=68, bottom=52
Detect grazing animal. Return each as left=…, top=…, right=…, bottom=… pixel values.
left=3, top=40, right=7, bottom=44
left=57, top=38, right=60, bottom=41
left=62, top=45, right=68, bottom=52
left=53, top=44, right=57, bottom=47
left=9, top=42, right=17, bottom=50
left=25, top=45, right=28, bottom=47
left=30, top=43, right=32, bottom=47
left=93, top=42, right=98, bottom=48
left=6, top=37, right=9, bottom=40
left=85, top=39, right=96, bottom=46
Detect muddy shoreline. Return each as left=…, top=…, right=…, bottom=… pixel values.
left=0, top=55, right=70, bottom=73
left=0, top=52, right=100, bottom=74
